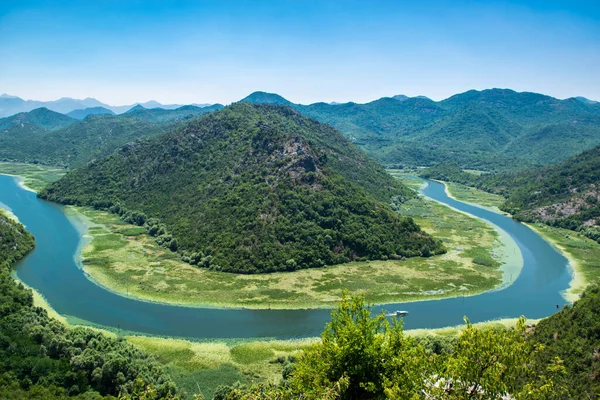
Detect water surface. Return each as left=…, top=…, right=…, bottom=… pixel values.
left=1, top=175, right=571, bottom=338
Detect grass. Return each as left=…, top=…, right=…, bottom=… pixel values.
left=67, top=175, right=509, bottom=309
left=443, top=181, right=505, bottom=210
left=126, top=336, right=313, bottom=399
left=0, top=162, right=66, bottom=192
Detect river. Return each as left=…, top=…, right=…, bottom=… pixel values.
left=0, top=175, right=571, bottom=338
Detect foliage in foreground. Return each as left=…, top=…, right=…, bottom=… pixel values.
left=219, top=292, right=573, bottom=399
left=0, top=213, right=180, bottom=399
left=40, top=103, right=444, bottom=273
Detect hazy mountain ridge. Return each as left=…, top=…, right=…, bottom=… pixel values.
left=40, top=103, right=444, bottom=273
left=0, top=107, right=75, bottom=131
left=0, top=93, right=214, bottom=117
left=67, top=106, right=115, bottom=119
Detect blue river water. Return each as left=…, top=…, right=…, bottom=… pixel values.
left=0, top=175, right=571, bottom=338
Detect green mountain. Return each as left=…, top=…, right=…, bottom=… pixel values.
left=0, top=105, right=224, bottom=168
left=40, top=103, right=443, bottom=273
left=239, top=89, right=600, bottom=171
left=0, top=107, right=75, bottom=131
left=382, top=90, right=600, bottom=170
left=575, top=96, right=598, bottom=105
left=240, top=91, right=292, bottom=105
left=66, top=106, right=115, bottom=119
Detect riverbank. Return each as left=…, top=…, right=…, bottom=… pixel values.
left=122, top=314, right=538, bottom=399
left=415, top=180, right=522, bottom=288
left=0, top=162, right=65, bottom=192
left=438, top=179, right=599, bottom=303
left=525, top=223, right=599, bottom=302
left=440, top=181, right=505, bottom=213
left=65, top=186, right=511, bottom=309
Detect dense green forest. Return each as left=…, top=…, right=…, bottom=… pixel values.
left=421, top=147, right=600, bottom=243
left=0, top=213, right=180, bottom=399
left=40, top=103, right=444, bottom=273
left=0, top=105, right=223, bottom=168
left=242, top=89, right=600, bottom=171
left=214, top=287, right=600, bottom=399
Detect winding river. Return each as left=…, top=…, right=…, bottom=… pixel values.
left=1, top=175, right=571, bottom=339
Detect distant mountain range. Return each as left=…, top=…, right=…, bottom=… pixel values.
left=0, top=93, right=213, bottom=118
left=0, top=104, right=224, bottom=167
left=240, top=90, right=600, bottom=171
left=3, top=89, right=600, bottom=171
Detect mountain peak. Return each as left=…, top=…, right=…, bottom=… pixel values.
left=125, top=104, right=147, bottom=113
left=574, top=96, right=598, bottom=105
left=239, top=91, right=292, bottom=105
left=392, top=94, right=410, bottom=102
left=67, top=106, right=115, bottom=120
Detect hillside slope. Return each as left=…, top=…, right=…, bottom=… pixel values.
left=421, top=147, right=600, bottom=241
left=0, top=107, right=75, bottom=130
left=40, top=103, right=443, bottom=273
left=489, top=146, right=600, bottom=233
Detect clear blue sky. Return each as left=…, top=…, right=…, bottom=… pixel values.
left=1, top=0, right=599, bottom=105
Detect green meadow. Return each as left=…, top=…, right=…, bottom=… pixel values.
left=0, top=162, right=66, bottom=192
left=443, top=181, right=505, bottom=210
left=125, top=336, right=314, bottom=399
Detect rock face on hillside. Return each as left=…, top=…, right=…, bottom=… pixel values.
left=41, top=103, right=444, bottom=273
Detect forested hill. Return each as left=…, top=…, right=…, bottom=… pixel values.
left=0, top=104, right=223, bottom=168
left=0, top=107, right=75, bottom=131
left=485, top=145, right=600, bottom=235
left=40, top=103, right=443, bottom=274
left=242, top=89, right=600, bottom=171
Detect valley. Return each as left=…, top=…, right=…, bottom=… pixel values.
left=4, top=1, right=600, bottom=397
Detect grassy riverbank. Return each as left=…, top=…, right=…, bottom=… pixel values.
left=70, top=185, right=509, bottom=309
left=126, top=336, right=313, bottom=399
left=120, top=315, right=538, bottom=399
left=526, top=223, right=600, bottom=302
left=443, top=181, right=505, bottom=210
left=0, top=162, right=65, bottom=192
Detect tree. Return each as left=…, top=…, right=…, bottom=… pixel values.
left=288, top=292, right=430, bottom=399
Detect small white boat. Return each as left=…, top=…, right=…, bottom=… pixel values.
left=394, top=310, right=409, bottom=317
